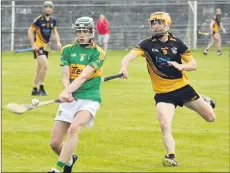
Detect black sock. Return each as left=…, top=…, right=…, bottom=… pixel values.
left=169, top=154, right=175, bottom=159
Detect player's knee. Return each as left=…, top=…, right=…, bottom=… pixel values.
left=68, top=123, right=83, bottom=136
left=204, top=109, right=216, bottom=122
left=160, top=120, right=170, bottom=132
left=41, top=63, right=48, bottom=71
left=206, top=113, right=216, bottom=122
left=50, top=139, right=62, bottom=151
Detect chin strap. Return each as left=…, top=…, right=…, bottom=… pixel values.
left=152, top=32, right=167, bottom=39
left=152, top=28, right=170, bottom=39
left=75, top=39, right=93, bottom=47
left=44, top=13, right=51, bottom=17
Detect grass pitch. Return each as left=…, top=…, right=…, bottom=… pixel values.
left=2, top=48, right=229, bottom=172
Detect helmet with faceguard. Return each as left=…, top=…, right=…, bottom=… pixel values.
left=148, top=12, right=172, bottom=38
left=43, top=1, right=53, bottom=7
left=72, top=17, right=95, bottom=44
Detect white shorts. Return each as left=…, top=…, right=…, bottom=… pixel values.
left=98, top=34, right=110, bottom=45
left=55, top=99, right=100, bottom=127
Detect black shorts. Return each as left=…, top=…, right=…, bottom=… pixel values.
left=33, top=47, right=48, bottom=59
left=154, top=84, right=200, bottom=107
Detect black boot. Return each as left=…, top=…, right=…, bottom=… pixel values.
left=31, top=87, right=40, bottom=96
left=39, top=85, right=48, bottom=96
left=64, top=154, right=78, bottom=173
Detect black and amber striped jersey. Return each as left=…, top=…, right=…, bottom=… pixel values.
left=132, top=33, right=193, bottom=93
left=29, top=15, right=56, bottom=47
left=212, top=15, right=221, bottom=33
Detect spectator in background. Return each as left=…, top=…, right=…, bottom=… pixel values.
left=96, top=14, right=110, bottom=53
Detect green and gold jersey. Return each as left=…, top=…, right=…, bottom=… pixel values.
left=60, top=41, right=105, bottom=103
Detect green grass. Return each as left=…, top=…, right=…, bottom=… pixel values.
left=2, top=48, right=229, bottom=172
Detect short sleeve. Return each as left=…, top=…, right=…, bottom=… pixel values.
left=131, top=39, right=147, bottom=57
left=29, top=16, right=40, bottom=31
left=178, top=39, right=193, bottom=62
left=88, top=47, right=105, bottom=70
left=52, top=19, right=57, bottom=31
left=60, top=47, right=69, bottom=66
left=34, top=19, right=40, bottom=27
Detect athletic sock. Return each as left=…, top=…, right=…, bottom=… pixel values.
left=168, top=153, right=175, bottom=159
left=66, top=157, right=73, bottom=166
left=55, top=160, right=66, bottom=171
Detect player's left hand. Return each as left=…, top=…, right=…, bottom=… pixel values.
left=56, top=42, right=62, bottom=50
left=67, top=93, right=75, bottom=102
left=168, top=61, right=183, bottom=71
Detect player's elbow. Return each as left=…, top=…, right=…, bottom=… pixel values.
left=193, top=62, right=197, bottom=71
left=189, top=60, right=197, bottom=71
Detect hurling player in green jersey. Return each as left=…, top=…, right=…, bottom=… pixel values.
left=49, top=17, right=105, bottom=173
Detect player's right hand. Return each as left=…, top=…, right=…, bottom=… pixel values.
left=120, top=68, right=128, bottom=79
left=32, top=43, right=39, bottom=51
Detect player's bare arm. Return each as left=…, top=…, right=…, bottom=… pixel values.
left=168, top=58, right=197, bottom=71
left=59, top=65, right=96, bottom=102
left=61, top=65, right=70, bottom=89
left=209, top=20, right=214, bottom=36
left=28, top=27, right=39, bottom=51
left=61, top=65, right=74, bottom=102
left=220, top=23, right=226, bottom=33
left=120, top=50, right=139, bottom=78
left=53, top=28, right=62, bottom=49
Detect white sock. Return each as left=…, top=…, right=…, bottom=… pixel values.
left=66, top=157, right=73, bottom=166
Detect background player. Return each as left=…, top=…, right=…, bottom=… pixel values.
left=120, top=12, right=216, bottom=167
left=28, top=1, right=62, bottom=96
left=49, top=16, right=105, bottom=173
left=203, top=8, right=226, bottom=56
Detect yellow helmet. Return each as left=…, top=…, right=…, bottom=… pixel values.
left=148, top=12, right=172, bottom=38
left=148, top=12, right=172, bottom=26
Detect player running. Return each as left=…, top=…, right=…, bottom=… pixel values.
left=28, top=1, right=62, bottom=96
left=203, top=8, right=226, bottom=56
left=120, top=12, right=216, bottom=167
left=49, top=16, right=105, bottom=173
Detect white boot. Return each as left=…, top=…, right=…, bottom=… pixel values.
left=49, top=167, right=61, bottom=173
